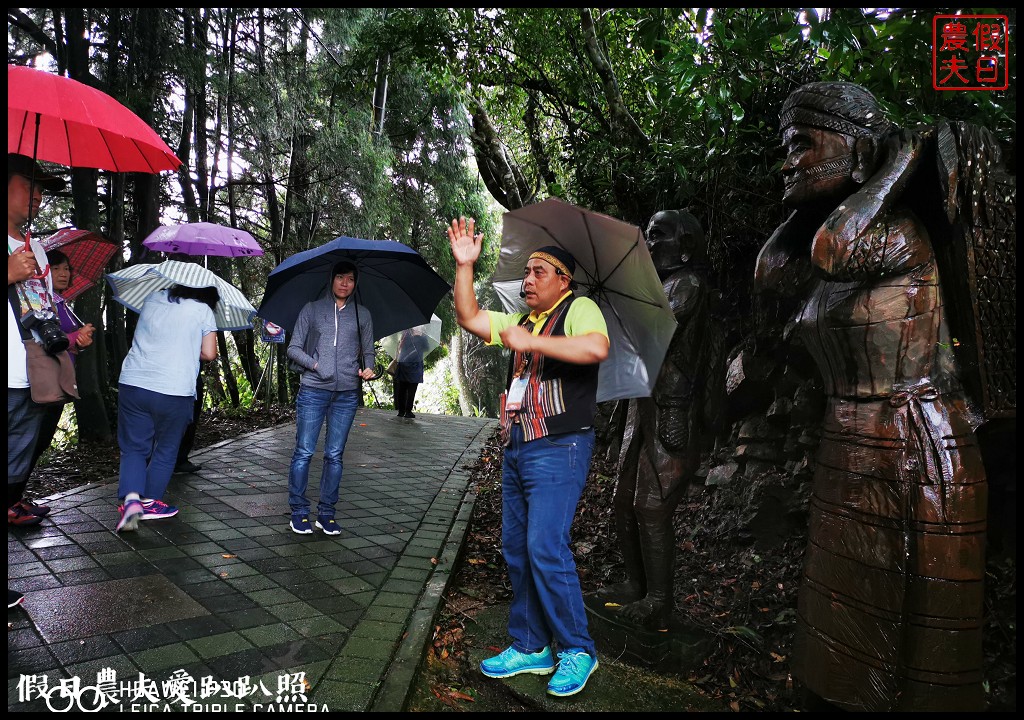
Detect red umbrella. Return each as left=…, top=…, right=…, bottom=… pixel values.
left=7, top=65, right=181, bottom=173
left=39, top=228, right=119, bottom=301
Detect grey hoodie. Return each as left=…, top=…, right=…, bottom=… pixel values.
left=287, top=297, right=374, bottom=392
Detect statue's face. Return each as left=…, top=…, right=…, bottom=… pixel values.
left=645, top=213, right=684, bottom=273
left=781, top=124, right=857, bottom=207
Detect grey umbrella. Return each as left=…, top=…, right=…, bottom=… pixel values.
left=492, top=198, right=677, bottom=402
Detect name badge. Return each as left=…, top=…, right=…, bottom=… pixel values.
left=505, top=373, right=530, bottom=411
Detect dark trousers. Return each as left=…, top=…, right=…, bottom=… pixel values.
left=117, top=384, right=193, bottom=501
left=176, top=373, right=205, bottom=465
left=176, top=396, right=202, bottom=465
left=395, top=380, right=419, bottom=415
left=8, top=387, right=47, bottom=505
left=29, top=403, right=66, bottom=476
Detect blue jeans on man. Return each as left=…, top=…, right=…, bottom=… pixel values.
left=288, top=387, right=359, bottom=518
left=501, top=424, right=597, bottom=656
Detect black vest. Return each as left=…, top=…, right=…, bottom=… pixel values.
left=499, top=296, right=600, bottom=443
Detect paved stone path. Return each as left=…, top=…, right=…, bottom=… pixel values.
left=8, top=408, right=495, bottom=712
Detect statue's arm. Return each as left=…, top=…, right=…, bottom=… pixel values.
left=812, top=131, right=929, bottom=280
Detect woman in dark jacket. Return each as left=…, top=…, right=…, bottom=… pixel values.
left=393, top=327, right=429, bottom=418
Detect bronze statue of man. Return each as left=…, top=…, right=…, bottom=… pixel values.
left=597, top=209, right=719, bottom=630
left=755, top=82, right=988, bottom=712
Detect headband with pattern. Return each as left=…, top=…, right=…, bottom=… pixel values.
left=529, top=251, right=573, bottom=278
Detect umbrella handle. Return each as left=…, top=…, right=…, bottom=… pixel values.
left=23, top=235, right=51, bottom=280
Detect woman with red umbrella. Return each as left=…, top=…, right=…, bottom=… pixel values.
left=24, top=249, right=96, bottom=480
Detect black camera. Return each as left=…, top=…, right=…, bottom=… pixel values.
left=21, top=310, right=69, bottom=354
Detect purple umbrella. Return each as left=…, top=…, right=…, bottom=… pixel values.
left=142, top=222, right=264, bottom=258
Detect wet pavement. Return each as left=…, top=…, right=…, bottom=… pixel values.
left=7, top=408, right=495, bottom=712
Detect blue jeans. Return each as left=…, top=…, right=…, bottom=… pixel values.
left=501, top=424, right=596, bottom=656
left=288, top=387, right=358, bottom=517
left=117, top=384, right=194, bottom=500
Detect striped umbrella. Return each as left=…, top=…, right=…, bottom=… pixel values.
left=105, top=260, right=256, bottom=331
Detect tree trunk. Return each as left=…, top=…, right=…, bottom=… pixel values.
left=64, top=8, right=113, bottom=443
left=372, top=52, right=391, bottom=140
left=175, top=9, right=201, bottom=222
left=467, top=96, right=533, bottom=210
left=221, top=11, right=257, bottom=391
left=216, top=332, right=240, bottom=407
left=105, top=170, right=129, bottom=397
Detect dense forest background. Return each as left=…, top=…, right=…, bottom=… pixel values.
left=7, top=7, right=1015, bottom=444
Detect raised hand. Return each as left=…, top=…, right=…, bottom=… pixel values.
left=447, top=217, right=483, bottom=267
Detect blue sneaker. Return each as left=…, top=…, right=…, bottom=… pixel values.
left=315, top=517, right=341, bottom=535
left=117, top=499, right=179, bottom=520
left=480, top=645, right=555, bottom=678
left=289, top=513, right=313, bottom=535
left=547, top=650, right=598, bottom=697
left=139, top=499, right=179, bottom=520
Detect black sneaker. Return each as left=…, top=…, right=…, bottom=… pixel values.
left=8, top=589, right=25, bottom=609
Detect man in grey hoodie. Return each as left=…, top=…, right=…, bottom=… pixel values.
left=285, top=261, right=375, bottom=535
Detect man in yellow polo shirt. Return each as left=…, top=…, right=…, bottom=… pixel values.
left=448, top=216, right=609, bottom=697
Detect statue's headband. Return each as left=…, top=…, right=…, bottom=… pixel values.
left=780, top=82, right=892, bottom=139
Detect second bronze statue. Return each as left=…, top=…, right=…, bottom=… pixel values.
left=597, top=209, right=727, bottom=630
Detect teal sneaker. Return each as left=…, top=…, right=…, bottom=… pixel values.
left=480, top=645, right=555, bottom=678
left=547, top=650, right=598, bottom=697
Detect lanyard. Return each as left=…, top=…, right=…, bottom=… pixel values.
left=511, top=320, right=536, bottom=379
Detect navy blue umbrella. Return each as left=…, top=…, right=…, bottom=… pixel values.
left=257, top=237, right=451, bottom=339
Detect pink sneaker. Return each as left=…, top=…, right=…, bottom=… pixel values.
left=116, top=500, right=144, bottom=533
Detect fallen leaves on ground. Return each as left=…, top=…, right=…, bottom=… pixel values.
left=419, top=429, right=1016, bottom=713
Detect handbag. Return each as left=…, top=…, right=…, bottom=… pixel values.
left=24, top=339, right=79, bottom=404
left=386, top=358, right=398, bottom=377
left=8, top=286, right=79, bottom=405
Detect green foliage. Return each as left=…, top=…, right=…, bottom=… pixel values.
left=400, top=7, right=1014, bottom=337
left=439, top=366, right=462, bottom=416
left=8, top=7, right=1014, bottom=419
